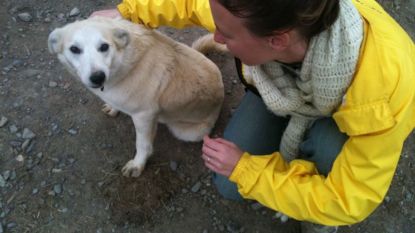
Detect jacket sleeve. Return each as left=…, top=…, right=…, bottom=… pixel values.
left=229, top=121, right=407, bottom=226
left=117, top=0, right=215, bottom=31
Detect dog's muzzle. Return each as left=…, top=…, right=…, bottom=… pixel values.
left=89, top=71, right=106, bottom=88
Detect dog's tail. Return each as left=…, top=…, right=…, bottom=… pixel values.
left=192, top=34, right=228, bottom=54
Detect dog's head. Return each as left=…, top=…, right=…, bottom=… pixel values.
left=48, top=18, right=130, bottom=89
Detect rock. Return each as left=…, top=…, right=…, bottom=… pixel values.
left=0, top=175, right=6, bottom=187
left=53, top=183, right=63, bottom=194
left=19, top=69, right=41, bottom=78
left=191, top=181, right=202, bottom=193
left=49, top=81, right=58, bottom=87
left=2, top=171, right=10, bottom=180
left=6, top=222, right=16, bottom=229
left=17, top=12, right=32, bottom=22
left=0, top=116, right=8, bottom=127
left=16, top=154, right=24, bottom=162
left=57, top=13, right=65, bottom=20
left=226, top=222, right=242, bottom=233
left=9, top=125, right=18, bottom=134
left=69, top=7, right=80, bottom=17
left=32, top=188, right=39, bottom=194
left=169, top=160, right=178, bottom=171
left=68, top=128, right=78, bottom=135
left=250, top=202, right=263, bottom=211
left=22, top=128, right=36, bottom=139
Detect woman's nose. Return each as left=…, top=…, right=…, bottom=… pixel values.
left=213, top=31, right=226, bottom=44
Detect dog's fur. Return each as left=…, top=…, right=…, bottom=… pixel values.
left=48, top=17, right=224, bottom=177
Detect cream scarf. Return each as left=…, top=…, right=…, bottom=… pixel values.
left=243, top=0, right=363, bottom=161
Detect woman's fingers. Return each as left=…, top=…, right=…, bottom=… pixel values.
left=202, top=143, right=219, bottom=157
left=213, top=137, right=236, bottom=148
left=202, top=154, right=222, bottom=172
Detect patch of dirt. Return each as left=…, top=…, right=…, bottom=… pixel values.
left=0, top=0, right=414, bottom=233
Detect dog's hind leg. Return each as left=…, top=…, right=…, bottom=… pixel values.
left=102, top=103, right=119, bottom=117
left=121, top=111, right=157, bottom=177
left=167, top=107, right=221, bottom=142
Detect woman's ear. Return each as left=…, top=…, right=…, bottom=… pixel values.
left=267, top=32, right=290, bottom=51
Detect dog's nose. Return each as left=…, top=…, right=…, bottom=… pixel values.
left=90, top=71, right=106, bottom=86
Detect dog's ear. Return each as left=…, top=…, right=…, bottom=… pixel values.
left=112, top=29, right=130, bottom=49
left=48, top=28, right=63, bottom=54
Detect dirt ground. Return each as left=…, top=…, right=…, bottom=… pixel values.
left=0, top=0, right=414, bottom=233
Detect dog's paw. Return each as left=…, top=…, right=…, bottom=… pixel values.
left=102, top=104, right=119, bottom=117
left=121, top=160, right=145, bottom=177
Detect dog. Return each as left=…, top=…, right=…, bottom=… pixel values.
left=48, top=17, right=224, bottom=177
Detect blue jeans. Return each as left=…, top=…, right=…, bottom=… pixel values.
left=213, top=91, right=348, bottom=201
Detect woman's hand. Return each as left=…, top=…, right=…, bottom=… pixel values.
left=202, top=136, right=243, bottom=177
left=90, top=9, right=122, bottom=18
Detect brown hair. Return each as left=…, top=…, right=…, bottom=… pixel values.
left=217, top=0, right=340, bottom=39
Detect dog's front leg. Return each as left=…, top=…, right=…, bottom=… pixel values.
left=121, top=111, right=157, bottom=177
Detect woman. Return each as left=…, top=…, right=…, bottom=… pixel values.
left=92, top=0, right=415, bottom=232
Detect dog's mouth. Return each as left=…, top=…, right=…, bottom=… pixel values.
left=89, top=84, right=104, bottom=91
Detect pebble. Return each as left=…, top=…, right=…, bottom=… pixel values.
left=0, top=175, right=6, bottom=187
left=280, top=214, right=289, bottom=223
left=9, top=140, right=22, bottom=148
left=69, top=7, right=80, bottom=17
left=53, top=183, right=63, bottom=194
left=16, top=154, right=24, bottom=162
left=0, top=116, right=8, bottom=127
left=22, top=139, right=31, bottom=150
left=52, top=168, right=62, bottom=173
left=9, top=170, right=16, bottom=180
left=6, top=222, right=16, bottom=229
left=58, top=13, right=65, bottom=20
left=2, top=170, right=10, bottom=180
left=32, top=188, right=39, bottom=195
left=17, top=12, right=32, bottom=22
left=22, top=128, right=36, bottom=139
left=9, top=125, right=18, bottom=133
left=191, top=181, right=202, bottom=193
left=169, top=160, right=178, bottom=171
left=49, top=81, right=58, bottom=87
left=251, top=202, right=263, bottom=211
left=226, top=222, right=241, bottom=233
left=68, top=129, right=78, bottom=135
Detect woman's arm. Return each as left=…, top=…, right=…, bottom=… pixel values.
left=116, top=0, right=215, bottom=31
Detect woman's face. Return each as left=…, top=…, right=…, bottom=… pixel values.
left=209, top=0, right=276, bottom=66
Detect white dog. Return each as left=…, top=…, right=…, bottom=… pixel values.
left=48, top=17, right=224, bottom=177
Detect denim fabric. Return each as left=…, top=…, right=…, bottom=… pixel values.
left=213, top=91, right=348, bottom=201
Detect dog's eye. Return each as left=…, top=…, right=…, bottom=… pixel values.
left=99, top=43, right=109, bottom=52
left=70, top=45, right=82, bottom=54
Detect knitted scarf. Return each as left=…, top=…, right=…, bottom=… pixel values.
left=244, top=0, right=363, bottom=161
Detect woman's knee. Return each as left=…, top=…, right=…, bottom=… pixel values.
left=300, top=118, right=348, bottom=175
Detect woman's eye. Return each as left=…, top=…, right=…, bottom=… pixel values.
left=70, top=45, right=82, bottom=54
left=99, top=43, right=109, bottom=52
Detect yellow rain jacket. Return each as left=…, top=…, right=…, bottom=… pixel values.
left=117, top=0, right=415, bottom=226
